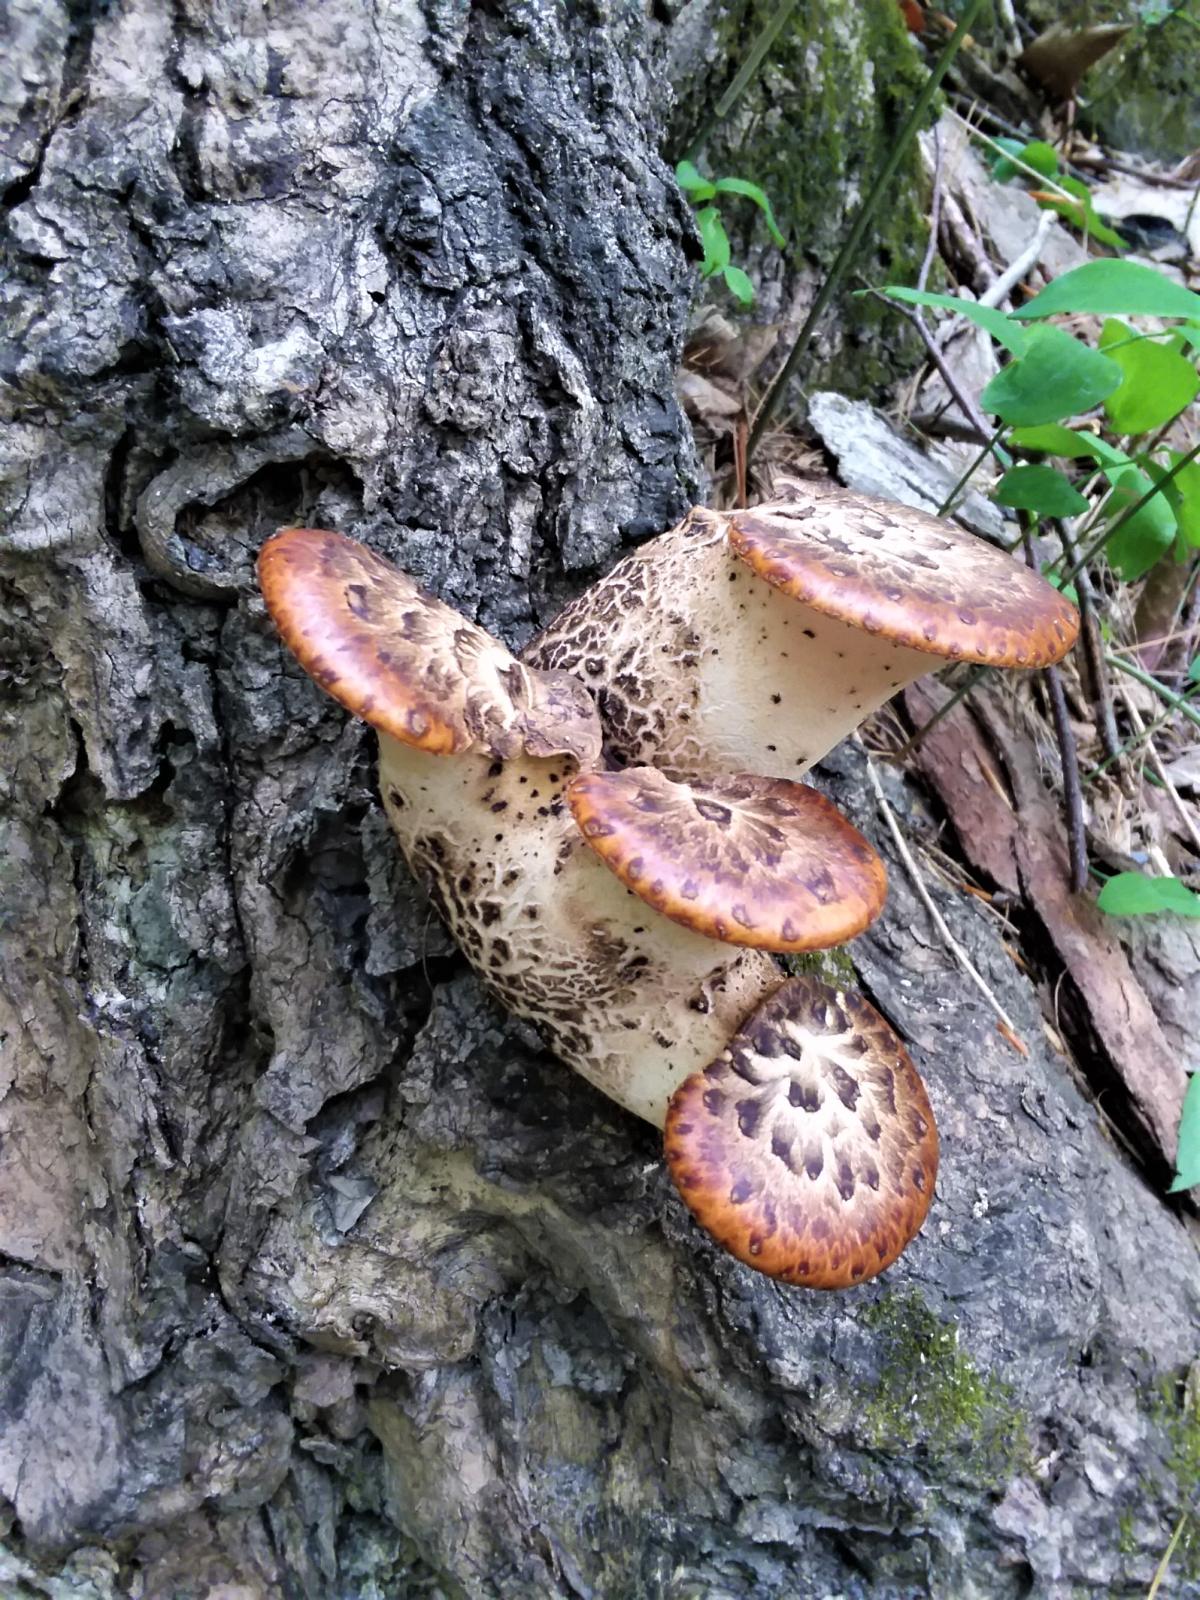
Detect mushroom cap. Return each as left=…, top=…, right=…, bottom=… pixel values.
left=258, top=527, right=601, bottom=764
left=665, top=977, right=938, bottom=1288
left=566, top=767, right=887, bottom=950
left=728, top=479, right=1079, bottom=667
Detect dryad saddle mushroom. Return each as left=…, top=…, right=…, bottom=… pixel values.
left=259, top=526, right=938, bottom=1289
left=525, top=476, right=1080, bottom=782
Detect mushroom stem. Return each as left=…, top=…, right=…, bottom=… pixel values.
left=385, top=738, right=939, bottom=1291
left=526, top=508, right=934, bottom=779
left=377, top=733, right=785, bottom=1125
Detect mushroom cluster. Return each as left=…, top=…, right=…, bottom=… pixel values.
left=258, top=481, right=1077, bottom=1290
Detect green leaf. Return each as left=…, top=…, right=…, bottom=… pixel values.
left=981, top=326, right=1122, bottom=425
left=1098, top=872, right=1200, bottom=918
left=676, top=160, right=716, bottom=200
left=1103, top=464, right=1179, bottom=579
left=695, top=206, right=730, bottom=276
left=990, top=137, right=1059, bottom=184
left=988, top=137, right=1026, bottom=182
left=1099, top=319, right=1200, bottom=434
left=994, top=464, right=1088, bottom=517
left=1009, top=423, right=1131, bottom=467
left=1032, top=177, right=1127, bottom=251
left=1044, top=573, right=1079, bottom=604
left=1169, top=1072, right=1200, bottom=1193
left=1166, top=450, right=1200, bottom=549
left=1021, top=140, right=1061, bottom=177
left=722, top=263, right=755, bottom=306
left=712, top=177, right=786, bottom=247
left=878, top=287, right=1029, bottom=356
left=1189, top=655, right=1200, bottom=686
left=1014, top=259, right=1200, bottom=323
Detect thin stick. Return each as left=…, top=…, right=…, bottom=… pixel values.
left=1042, top=662, right=1088, bottom=894
left=949, top=111, right=1088, bottom=210
left=1058, top=522, right=1122, bottom=767
left=1019, top=521, right=1088, bottom=892
left=901, top=304, right=997, bottom=458
left=858, top=738, right=1025, bottom=1044
left=893, top=664, right=991, bottom=759
left=746, top=0, right=987, bottom=461
left=917, top=126, right=943, bottom=295
left=684, top=0, right=802, bottom=162
left=977, top=211, right=1055, bottom=309
left=1115, top=684, right=1200, bottom=859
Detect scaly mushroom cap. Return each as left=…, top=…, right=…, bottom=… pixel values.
left=665, top=977, right=937, bottom=1287
left=566, top=768, right=887, bottom=950
left=258, top=527, right=602, bottom=765
left=729, top=480, right=1079, bottom=667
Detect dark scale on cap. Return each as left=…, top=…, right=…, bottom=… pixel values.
left=565, top=766, right=887, bottom=951
left=728, top=480, right=1079, bottom=668
left=664, top=976, right=939, bottom=1289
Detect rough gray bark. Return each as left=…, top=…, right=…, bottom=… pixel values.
left=2, top=3, right=1199, bottom=1598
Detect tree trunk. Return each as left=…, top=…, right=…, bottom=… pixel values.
left=2, top=4, right=1197, bottom=1598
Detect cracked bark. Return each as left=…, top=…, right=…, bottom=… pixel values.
left=1, top=3, right=1198, bottom=1597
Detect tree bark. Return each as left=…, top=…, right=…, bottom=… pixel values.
left=2, top=4, right=1198, bottom=1598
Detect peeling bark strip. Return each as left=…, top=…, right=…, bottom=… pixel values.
left=1, top=3, right=1198, bottom=1596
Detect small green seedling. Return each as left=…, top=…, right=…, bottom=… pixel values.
left=675, top=160, right=785, bottom=307
left=876, top=261, right=1200, bottom=581
left=989, top=137, right=1126, bottom=250
left=872, top=255, right=1200, bottom=1195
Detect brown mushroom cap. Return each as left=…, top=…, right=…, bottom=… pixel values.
left=566, top=767, right=887, bottom=951
left=728, top=480, right=1079, bottom=667
left=258, top=527, right=601, bottom=764
left=665, top=977, right=938, bottom=1287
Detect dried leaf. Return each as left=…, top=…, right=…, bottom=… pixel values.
left=909, top=681, right=1187, bottom=1162
left=1018, top=23, right=1131, bottom=100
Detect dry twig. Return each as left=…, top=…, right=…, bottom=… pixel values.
left=1115, top=683, right=1200, bottom=861
left=858, top=737, right=1026, bottom=1048
left=1021, top=525, right=1089, bottom=892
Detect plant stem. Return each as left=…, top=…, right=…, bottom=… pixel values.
left=937, top=425, right=1010, bottom=517
left=684, top=0, right=802, bottom=163
left=1104, top=652, right=1200, bottom=737
left=1147, top=1509, right=1190, bottom=1600
left=894, top=664, right=991, bottom=759
left=746, top=0, right=987, bottom=461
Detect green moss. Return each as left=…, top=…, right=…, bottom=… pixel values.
left=861, top=1292, right=1029, bottom=1483
left=1145, top=1369, right=1200, bottom=1579
left=671, top=3, right=932, bottom=397
left=1116, top=1509, right=1137, bottom=1556
left=780, top=946, right=858, bottom=987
